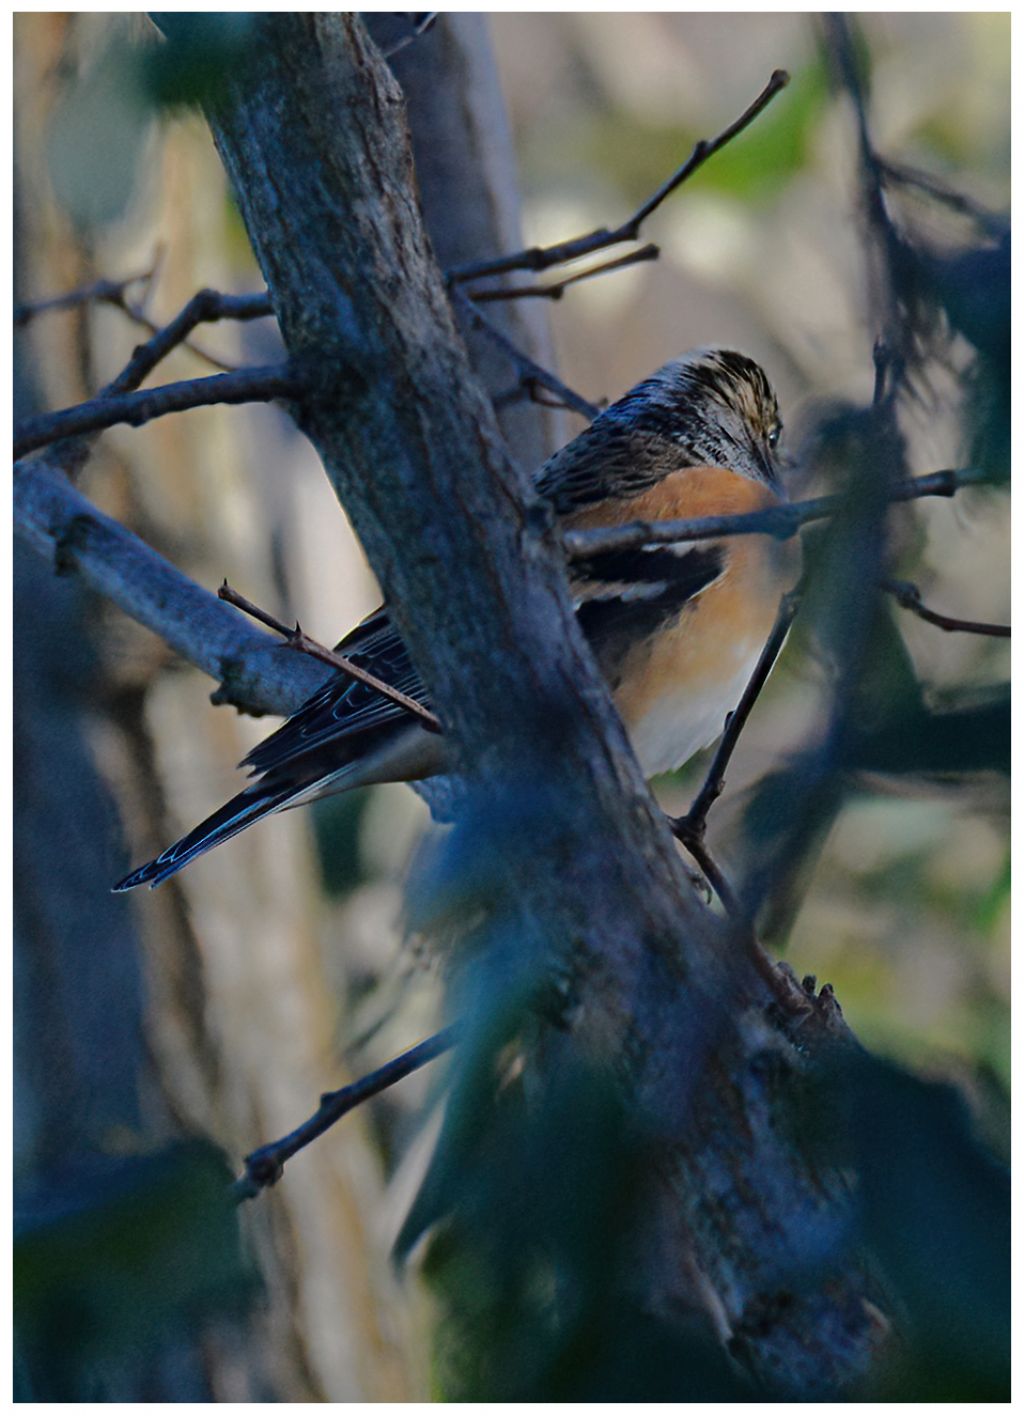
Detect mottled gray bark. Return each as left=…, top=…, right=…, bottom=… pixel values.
left=180, top=13, right=884, bottom=1393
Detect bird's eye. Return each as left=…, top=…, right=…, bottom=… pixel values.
left=767, top=423, right=782, bottom=450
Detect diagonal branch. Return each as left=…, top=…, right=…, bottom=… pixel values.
left=14, top=455, right=330, bottom=717
left=670, top=585, right=803, bottom=892
left=219, top=581, right=443, bottom=731
left=13, top=363, right=298, bottom=459
left=450, top=285, right=601, bottom=420
left=232, top=1024, right=459, bottom=1202
left=447, top=68, right=790, bottom=285
left=101, top=287, right=275, bottom=395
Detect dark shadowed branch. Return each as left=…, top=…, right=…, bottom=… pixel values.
left=13, top=363, right=298, bottom=458
left=563, top=466, right=991, bottom=558
left=450, top=285, right=602, bottom=419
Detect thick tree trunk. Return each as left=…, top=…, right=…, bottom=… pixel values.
left=180, top=12, right=885, bottom=1393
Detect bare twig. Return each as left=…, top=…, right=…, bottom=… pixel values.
left=876, top=157, right=1006, bottom=237
left=450, top=285, right=601, bottom=421
left=15, top=267, right=275, bottom=375
left=466, top=245, right=660, bottom=303
left=100, top=287, right=275, bottom=400
left=563, top=467, right=990, bottom=559
left=13, top=364, right=298, bottom=459
left=114, top=289, right=274, bottom=375
left=677, top=832, right=739, bottom=917
left=13, top=268, right=155, bottom=327
left=381, top=11, right=438, bottom=60
left=670, top=585, right=803, bottom=911
left=218, top=581, right=443, bottom=732
left=232, top=1025, right=459, bottom=1202
left=881, top=578, right=1010, bottom=638
left=447, top=69, right=789, bottom=285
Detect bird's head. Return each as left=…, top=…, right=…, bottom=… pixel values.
left=610, top=348, right=785, bottom=488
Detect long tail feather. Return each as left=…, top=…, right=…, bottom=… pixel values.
left=112, top=783, right=296, bottom=892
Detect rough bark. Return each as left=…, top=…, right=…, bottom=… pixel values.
left=174, top=12, right=886, bottom=1392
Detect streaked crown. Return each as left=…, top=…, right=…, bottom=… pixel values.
left=607, top=347, right=784, bottom=487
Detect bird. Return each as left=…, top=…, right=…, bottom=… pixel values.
left=114, top=348, right=798, bottom=892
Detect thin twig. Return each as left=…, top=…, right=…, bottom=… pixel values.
left=876, top=157, right=1006, bottom=236
left=381, top=11, right=438, bottom=60
left=114, top=291, right=274, bottom=375
left=451, top=286, right=601, bottom=421
left=466, top=245, right=659, bottom=303
left=881, top=578, right=1010, bottom=638
left=670, top=585, right=803, bottom=909
left=232, top=1025, right=459, bottom=1202
left=563, top=467, right=990, bottom=559
left=100, top=287, right=275, bottom=400
left=675, top=586, right=802, bottom=827
left=447, top=69, right=789, bottom=285
left=13, top=364, right=298, bottom=459
left=218, top=581, right=443, bottom=733
left=677, top=832, right=739, bottom=917
left=13, top=269, right=155, bottom=327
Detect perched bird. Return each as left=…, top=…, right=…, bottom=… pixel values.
left=114, top=348, right=797, bottom=892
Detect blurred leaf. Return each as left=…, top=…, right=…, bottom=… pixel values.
left=816, top=1054, right=1009, bottom=1400
left=415, top=1035, right=751, bottom=1400
left=46, top=36, right=154, bottom=228
left=846, top=683, right=1010, bottom=777
left=931, top=233, right=1011, bottom=484
left=144, top=15, right=262, bottom=111
left=15, top=1142, right=255, bottom=1399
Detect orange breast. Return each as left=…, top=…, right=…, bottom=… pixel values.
left=567, top=466, right=800, bottom=774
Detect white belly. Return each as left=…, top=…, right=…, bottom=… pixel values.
left=627, top=644, right=761, bottom=779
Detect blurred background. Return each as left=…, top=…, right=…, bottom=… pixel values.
left=14, top=12, right=1008, bottom=1401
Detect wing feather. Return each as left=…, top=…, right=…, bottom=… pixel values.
left=240, top=607, right=432, bottom=776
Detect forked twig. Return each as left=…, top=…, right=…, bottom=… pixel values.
left=466, top=245, right=659, bottom=303
left=218, top=581, right=442, bottom=733
left=448, top=69, right=790, bottom=285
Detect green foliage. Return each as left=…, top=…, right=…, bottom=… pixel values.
left=14, top=1142, right=255, bottom=1401
left=812, top=1053, right=1009, bottom=1400
left=411, top=1037, right=752, bottom=1401
left=143, top=15, right=263, bottom=113
left=45, top=34, right=153, bottom=229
